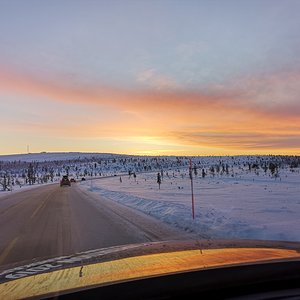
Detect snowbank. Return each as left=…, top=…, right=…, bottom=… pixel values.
left=80, top=167, right=300, bottom=242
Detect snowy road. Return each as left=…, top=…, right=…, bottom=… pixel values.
left=0, top=183, right=184, bottom=270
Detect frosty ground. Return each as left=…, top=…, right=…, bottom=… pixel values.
left=1, top=153, right=299, bottom=242
left=79, top=165, right=300, bottom=242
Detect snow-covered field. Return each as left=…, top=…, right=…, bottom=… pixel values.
left=80, top=164, right=300, bottom=242
left=0, top=152, right=116, bottom=162
left=1, top=152, right=299, bottom=242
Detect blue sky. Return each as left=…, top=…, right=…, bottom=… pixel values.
left=0, top=0, right=300, bottom=155
left=2, top=0, right=299, bottom=86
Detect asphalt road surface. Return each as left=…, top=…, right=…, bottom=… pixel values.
left=0, top=183, right=184, bottom=270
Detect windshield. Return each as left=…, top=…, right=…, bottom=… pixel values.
left=0, top=0, right=300, bottom=297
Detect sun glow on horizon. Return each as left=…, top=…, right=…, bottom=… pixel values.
left=1, top=1, right=300, bottom=156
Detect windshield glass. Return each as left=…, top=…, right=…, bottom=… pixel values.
left=0, top=0, right=300, bottom=296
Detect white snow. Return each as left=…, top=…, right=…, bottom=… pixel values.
left=1, top=152, right=300, bottom=242
left=79, top=163, right=300, bottom=242
left=0, top=152, right=118, bottom=162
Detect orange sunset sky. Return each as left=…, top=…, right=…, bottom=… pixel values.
left=1, top=0, right=299, bottom=156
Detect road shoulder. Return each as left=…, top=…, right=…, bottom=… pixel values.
left=75, top=183, right=194, bottom=241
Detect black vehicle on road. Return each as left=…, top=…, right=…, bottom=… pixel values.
left=60, top=175, right=71, bottom=187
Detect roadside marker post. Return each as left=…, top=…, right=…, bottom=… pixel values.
left=189, top=159, right=195, bottom=219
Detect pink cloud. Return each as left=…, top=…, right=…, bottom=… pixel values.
left=1, top=65, right=299, bottom=153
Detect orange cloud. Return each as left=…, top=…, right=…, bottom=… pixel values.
left=1, top=65, right=299, bottom=154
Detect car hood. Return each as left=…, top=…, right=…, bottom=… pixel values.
left=1, top=239, right=300, bottom=299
